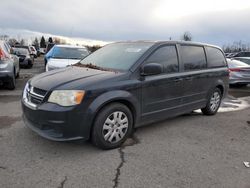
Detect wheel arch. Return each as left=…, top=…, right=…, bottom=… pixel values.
left=86, top=90, right=140, bottom=139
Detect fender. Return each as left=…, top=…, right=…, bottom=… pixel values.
left=83, top=90, right=141, bottom=138
left=207, top=78, right=229, bottom=100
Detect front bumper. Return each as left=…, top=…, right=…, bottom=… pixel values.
left=19, top=58, right=29, bottom=66
left=22, top=100, right=90, bottom=141
left=0, top=71, right=13, bottom=84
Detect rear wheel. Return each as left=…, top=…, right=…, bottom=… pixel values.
left=91, top=103, right=133, bottom=149
left=201, top=88, right=222, bottom=115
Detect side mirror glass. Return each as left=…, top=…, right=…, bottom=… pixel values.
left=141, top=63, right=163, bottom=76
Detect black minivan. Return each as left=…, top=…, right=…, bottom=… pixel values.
left=22, top=41, right=229, bottom=149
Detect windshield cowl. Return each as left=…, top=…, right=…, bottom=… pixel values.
left=73, top=62, right=118, bottom=73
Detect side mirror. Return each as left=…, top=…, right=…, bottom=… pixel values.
left=141, top=63, right=163, bottom=76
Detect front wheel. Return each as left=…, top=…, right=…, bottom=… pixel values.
left=91, top=103, right=133, bottom=150
left=201, top=88, right=222, bottom=115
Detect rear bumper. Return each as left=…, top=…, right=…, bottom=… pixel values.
left=229, top=78, right=250, bottom=84
left=22, top=100, right=91, bottom=141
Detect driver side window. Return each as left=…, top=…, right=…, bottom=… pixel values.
left=146, top=45, right=179, bottom=73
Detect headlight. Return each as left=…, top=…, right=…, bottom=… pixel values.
left=22, top=82, right=29, bottom=99
left=48, top=90, right=85, bottom=106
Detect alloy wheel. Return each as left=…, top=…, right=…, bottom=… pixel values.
left=210, top=91, right=221, bottom=112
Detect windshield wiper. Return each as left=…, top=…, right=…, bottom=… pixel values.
left=73, top=62, right=115, bottom=72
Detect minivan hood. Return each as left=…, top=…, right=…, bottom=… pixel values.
left=48, top=58, right=80, bottom=68
left=30, top=66, right=120, bottom=91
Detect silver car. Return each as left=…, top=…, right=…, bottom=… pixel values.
left=227, top=58, right=250, bottom=87
left=0, top=40, right=20, bottom=89
left=233, top=57, right=250, bottom=65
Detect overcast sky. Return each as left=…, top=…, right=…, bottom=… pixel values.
left=1, top=0, right=250, bottom=46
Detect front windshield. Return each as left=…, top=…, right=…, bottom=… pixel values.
left=79, top=42, right=154, bottom=71
left=52, top=47, right=89, bottom=59
left=13, top=48, right=29, bottom=55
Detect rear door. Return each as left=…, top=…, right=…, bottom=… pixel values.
left=179, top=45, right=208, bottom=109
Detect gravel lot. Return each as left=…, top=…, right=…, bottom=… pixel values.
left=0, top=57, right=250, bottom=188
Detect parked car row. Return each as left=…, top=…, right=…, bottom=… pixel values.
left=227, top=58, right=250, bottom=87
left=0, top=40, right=20, bottom=89
left=0, top=41, right=36, bottom=90
left=224, top=51, right=250, bottom=87
left=13, top=48, right=33, bottom=68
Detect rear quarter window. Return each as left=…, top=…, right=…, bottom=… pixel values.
left=206, top=47, right=226, bottom=68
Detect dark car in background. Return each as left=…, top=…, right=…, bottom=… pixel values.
left=13, top=48, right=33, bottom=68
left=227, top=58, right=250, bottom=87
left=22, top=41, right=229, bottom=149
left=232, top=51, right=250, bottom=57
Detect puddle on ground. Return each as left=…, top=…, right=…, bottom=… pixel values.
left=0, top=116, right=22, bottom=129
left=219, top=98, right=250, bottom=112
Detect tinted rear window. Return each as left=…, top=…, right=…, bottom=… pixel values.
left=181, top=45, right=206, bottom=71
left=206, top=47, right=226, bottom=68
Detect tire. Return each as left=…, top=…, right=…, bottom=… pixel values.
left=91, top=103, right=133, bottom=150
left=201, top=88, right=222, bottom=115
left=27, top=60, right=33, bottom=68
left=15, top=71, right=19, bottom=78
left=7, top=71, right=16, bottom=90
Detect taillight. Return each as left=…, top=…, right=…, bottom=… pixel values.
left=229, top=68, right=241, bottom=72
left=0, top=48, right=7, bottom=61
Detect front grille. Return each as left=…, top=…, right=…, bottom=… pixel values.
left=29, top=93, right=44, bottom=104
left=19, top=58, right=25, bottom=62
left=33, top=87, right=47, bottom=96
left=24, top=84, right=47, bottom=107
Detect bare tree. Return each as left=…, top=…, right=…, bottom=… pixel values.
left=0, top=35, right=9, bottom=41
left=32, top=37, right=39, bottom=49
left=181, top=31, right=192, bottom=41
left=8, top=38, right=18, bottom=46
left=20, top=39, right=25, bottom=46
left=222, top=41, right=250, bottom=52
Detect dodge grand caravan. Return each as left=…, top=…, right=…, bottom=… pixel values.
left=22, top=41, right=229, bottom=149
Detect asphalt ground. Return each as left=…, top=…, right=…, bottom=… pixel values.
left=0, top=56, right=250, bottom=188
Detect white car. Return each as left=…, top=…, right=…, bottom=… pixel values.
left=29, top=46, right=38, bottom=58
left=45, top=45, right=90, bottom=72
